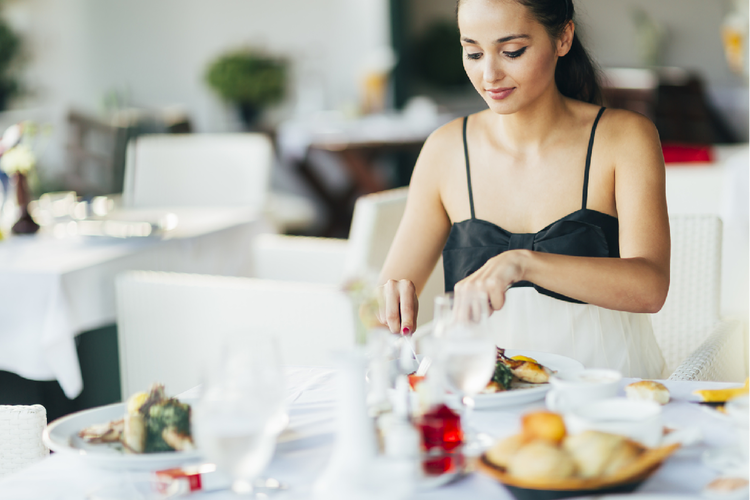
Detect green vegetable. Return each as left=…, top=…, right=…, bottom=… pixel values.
left=144, top=399, right=191, bottom=453
left=491, top=361, right=513, bottom=391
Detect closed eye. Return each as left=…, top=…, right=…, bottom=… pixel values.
left=466, top=52, right=482, bottom=60
left=504, top=47, right=527, bottom=59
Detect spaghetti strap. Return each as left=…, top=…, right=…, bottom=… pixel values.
left=463, top=116, right=476, bottom=219
left=582, top=107, right=606, bottom=210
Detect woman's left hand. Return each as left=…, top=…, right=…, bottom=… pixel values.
left=454, top=249, right=529, bottom=311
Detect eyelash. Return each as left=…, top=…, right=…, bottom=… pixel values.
left=465, top=47, right=527, bottom=60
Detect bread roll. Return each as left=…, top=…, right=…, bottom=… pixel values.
left=521, top=411, right=567, bottom=443
left=625, top=380, right=670, bottom=405
left=562, top=430, right=626, bottom=478
left=601, top=439, right=644, bottom=476
left=507, top=441, right=576, bottom=480
left=486, top=433, right=526, bottom=468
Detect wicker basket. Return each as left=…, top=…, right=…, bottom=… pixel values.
left=0, top=405, right=49, bottom=478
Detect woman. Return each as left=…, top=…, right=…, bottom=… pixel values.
left=377, top=0, right=668, bottom=378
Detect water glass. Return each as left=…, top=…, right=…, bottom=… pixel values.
left=192, top=331, right=286, bottom=496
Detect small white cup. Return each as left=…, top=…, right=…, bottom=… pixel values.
left=545, top=368, right=622, bottom=413
left=565, top=398, right=663, bottom=448
left=725, top=396, right=749, bottom=461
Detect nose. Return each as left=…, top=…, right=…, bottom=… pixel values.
left=483, top=56, right=504, bottom=84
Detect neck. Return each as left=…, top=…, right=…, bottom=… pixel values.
left=488, top=87, right=572, bottom=153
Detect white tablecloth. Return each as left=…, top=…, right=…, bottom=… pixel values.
left=0, top=208, right=270, bottom=398
left=0, top=367, right=744, bottom=499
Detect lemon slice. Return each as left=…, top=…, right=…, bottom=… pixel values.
left=127, top=391, right=149, bottom=415
left=693, top=378, right=749, bottom=403
left=511, top=355, right=538, bottom=363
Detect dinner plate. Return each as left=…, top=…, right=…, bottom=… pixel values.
left=471, top=350, right=584, bottom=409
left=43, top=398, right=203, bottom=471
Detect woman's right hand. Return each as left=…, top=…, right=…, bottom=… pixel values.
left=376, top=279, right=419, bottom=335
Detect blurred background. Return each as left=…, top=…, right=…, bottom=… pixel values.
left=0, top=0, right=747, bottom=233
left=0, top=0, right=747, bottom=419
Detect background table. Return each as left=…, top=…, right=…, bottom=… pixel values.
left=0, top=208, right=270, bottom=401
left=0, top=366, right=744, bottom=499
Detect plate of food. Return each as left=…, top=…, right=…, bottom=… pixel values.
left=478, top=410, right=681, bottom=500
left=43, top=384, right=202, bottom=471
left=471, top=349, right=584, bottom=409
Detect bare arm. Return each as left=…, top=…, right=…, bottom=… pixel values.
left=458, top=111, right=670, bottom=313
left=377, top=124, right=455, bottom=333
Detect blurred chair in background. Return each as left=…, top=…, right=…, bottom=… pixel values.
left=0, top=405, right=48, bottom=478
left=123, top=133, right=316, bottom=232
left=653, top=215, right=745, bottom=381
left=116, top=271, right=354, bottom=398
left=251, top=187, right=444, bottom=327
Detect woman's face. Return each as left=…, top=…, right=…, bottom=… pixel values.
left=458, top=0, right=571, bottom=114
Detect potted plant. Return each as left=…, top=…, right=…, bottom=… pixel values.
left=205, top=48, right=287, bottom=128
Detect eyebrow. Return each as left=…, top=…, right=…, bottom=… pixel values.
left=461, top=34, right=531, bottom=44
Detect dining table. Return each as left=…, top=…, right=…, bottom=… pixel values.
left=0, top=207, right=272, bottom=400
left=0, top=365, right=745, bottom=499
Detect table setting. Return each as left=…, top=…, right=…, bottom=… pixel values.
left=2, top=290, right=749, bottom=499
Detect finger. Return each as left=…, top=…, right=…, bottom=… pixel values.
left=383, top=281, right=402, bottom=334
left=375, top=285, right=387, bottom=326
left=398, top=281, right=417, bottom=335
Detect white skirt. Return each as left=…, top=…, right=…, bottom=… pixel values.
left=489, top=288, right=666, bottom=379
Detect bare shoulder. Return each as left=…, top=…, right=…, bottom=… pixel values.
left=412, top=116, right=466, bottom=176
left=597, top=108, right=660, bottom=150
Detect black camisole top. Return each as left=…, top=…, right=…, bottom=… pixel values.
left=442, top=107, right=619, bottom=304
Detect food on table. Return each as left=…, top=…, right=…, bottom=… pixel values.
left=408, top=374, right=425, bottom=391
left=507, top=440, right=576, bottom=480
left=693, top=377, right=749, bottom=403
left=705, top=476, right=749, bottom=493
left=521, top=411, right=566, bottom=444
left=496, top=348, right=551, bottom=384
left=485, top=433, right=526, bottom=468
left=511, top=355, right=538, bottom=363
left=625, top=380, right=670, bottom=405
left=562, top=430, right=643, bottom=478
left=79, top=383, right=194, bottom=454
left=483, top=410, right=660, bottom=484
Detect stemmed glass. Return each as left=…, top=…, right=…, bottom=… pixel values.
left=192, top=331, right=287, bottom=496
left=430, top=291, right=496, bottom=456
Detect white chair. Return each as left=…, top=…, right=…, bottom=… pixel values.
left=122, top=133, right=316, bottom=231
left=250, top=187, right=445, bottom=326
left=652, top=215, right=745, bottom=381
left=116, top=271, right=355, bottom=398
left=0, top=405, right=49, bottom=478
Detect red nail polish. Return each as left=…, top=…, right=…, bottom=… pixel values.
left=402, top=327, right=410, bottom=334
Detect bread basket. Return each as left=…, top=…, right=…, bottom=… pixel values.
left=477, top=443, right=680, bottom=500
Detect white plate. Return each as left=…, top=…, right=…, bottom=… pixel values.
left=471, top=349, right=584, bottom=409
left=43, top=398, right=202, bottom=471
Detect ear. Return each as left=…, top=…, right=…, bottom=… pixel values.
left=557, top=21, right=575, bottom=57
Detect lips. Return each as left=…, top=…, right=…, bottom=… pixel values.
left=486, top=87, right=515, bottom=100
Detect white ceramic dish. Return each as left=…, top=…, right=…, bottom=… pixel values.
left=43, top=398, right=202, bottom=471
left=470, top=349, right=584, bottom=409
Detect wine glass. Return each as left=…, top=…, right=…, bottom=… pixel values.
left=192, top=331, right=287, bottom=496
left=430, top=291, right=496, bottom=455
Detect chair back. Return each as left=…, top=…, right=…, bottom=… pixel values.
left=123, top=133, right=273, bottom=209
left=0, top=405, right=48, bottom=478
left=344, top=187, right=444, bottom=326
left=116, top=271, right=355, bottom=398
left=651, top=215, right=724, bottom=372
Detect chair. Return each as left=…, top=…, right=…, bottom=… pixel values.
left=122, top=133, right=316, bottom=232
left=0, top=405, right=49, bottom=478
left=651, top=215, right=745, bottom=381
left=250, top=187, right=445, bottom=326
left=116, top=271, right=355, bottom=398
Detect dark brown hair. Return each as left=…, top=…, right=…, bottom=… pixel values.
left=457, top=0, right=602, bottom=104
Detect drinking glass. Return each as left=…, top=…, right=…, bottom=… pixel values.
left=430, top=291, right=496, bottom=455
left=192, top=331, right=287, bottom=496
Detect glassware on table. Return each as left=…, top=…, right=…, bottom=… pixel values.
left=192, top=331, right=287, bottom=496
left=429, top=291, right=496, bottom=456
